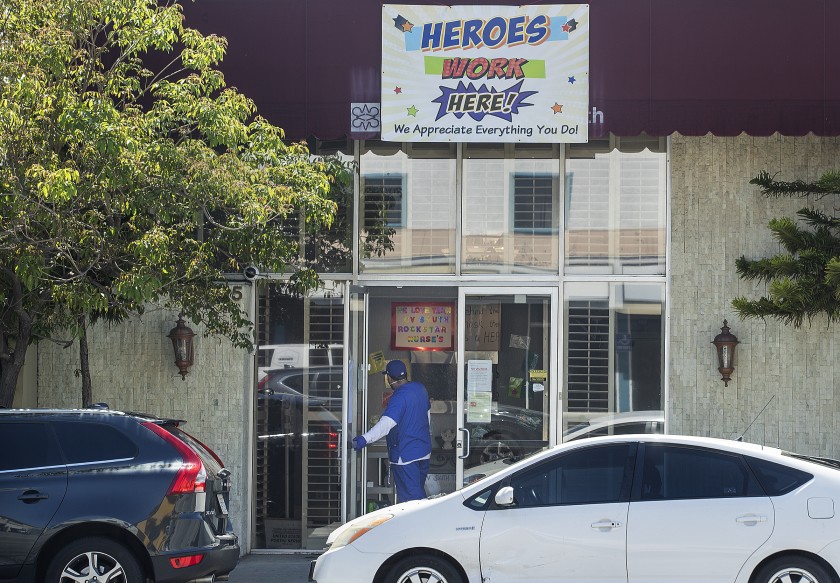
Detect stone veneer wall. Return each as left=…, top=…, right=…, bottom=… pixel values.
left=35, top=290, right=254, bottom=552
left=670, top=134, right=840, bottom=456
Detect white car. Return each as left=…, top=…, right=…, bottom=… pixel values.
left=311, top=434, right=840, bottom=583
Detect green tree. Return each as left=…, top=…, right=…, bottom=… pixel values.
left=0, top=0, right=349, bottom=406
left=733, top=171, right=840, bottom=326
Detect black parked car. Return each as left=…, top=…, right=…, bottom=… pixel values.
left=0, top=407, right=239, bottom=583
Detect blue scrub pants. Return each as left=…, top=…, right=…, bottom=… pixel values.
left=392, top=459, right=429, bottom=502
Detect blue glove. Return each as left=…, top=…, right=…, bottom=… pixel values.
left=352, top=436, right=367, bottom=451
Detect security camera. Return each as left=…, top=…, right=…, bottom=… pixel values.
left=243, top=265, right=260, bottom=281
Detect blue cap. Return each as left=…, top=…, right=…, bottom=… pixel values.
left=383, top=360, right=407, bottom=380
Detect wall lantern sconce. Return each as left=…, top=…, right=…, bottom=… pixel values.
left=712, top=319, right=739, bottom=386
left=167, top=313, right=196, bottom=380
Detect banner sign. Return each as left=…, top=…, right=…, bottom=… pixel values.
left=381, top=4, right=589, bottom=143
left=392, top=302, right=455, bottom=351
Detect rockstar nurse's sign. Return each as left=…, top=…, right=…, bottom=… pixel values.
left=381, top=4, right=589, bottom=143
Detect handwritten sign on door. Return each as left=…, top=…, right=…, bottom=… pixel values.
left=392, top=302, right=455, bottom=350
left=465, top=303, right=501, bottom=351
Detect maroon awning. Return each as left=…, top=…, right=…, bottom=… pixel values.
left=182, top=0, right=840, bottom=141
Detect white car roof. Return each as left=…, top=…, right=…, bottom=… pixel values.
left=460, top=433, right=787, bottom=496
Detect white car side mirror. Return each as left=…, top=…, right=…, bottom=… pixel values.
left=495, top=486, right=515, bottom=506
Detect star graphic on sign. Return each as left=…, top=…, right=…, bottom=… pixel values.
left=562, top=23, right=571, bottom=32
left=394, top=86, right=402, bottom=94
left=566, top=19, right=578, bottom=32
left=393, top=15, right=414, bottom=33
left=407, top=105, right=419, bottom=116
left=551, top=102, right=563, bottom=114
left=568, top=76, right=576, bottom=84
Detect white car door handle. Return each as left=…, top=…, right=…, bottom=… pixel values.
left=591, top=520, right=622, bottom=529
left=736, top=514, right=768, bottom=524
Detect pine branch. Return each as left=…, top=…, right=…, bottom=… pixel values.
left=732, top=296, right=806, bottom=327
left=736, top=254, right=799, bottom=283
left=826, top=258, right=840, bottom=292
left=750, top=170, right=840, bottom=199
left=768, top=217, right=814, bottom=253
left=798, top=207, right=840, bottom=232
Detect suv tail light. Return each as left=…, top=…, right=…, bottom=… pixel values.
left=257, top=375, right=270, bottom=393
left=142, top=422, right=206, bottom=494
left=170, top=554, right=205, bottom=569
left=181, top=428, right=226, bottom=469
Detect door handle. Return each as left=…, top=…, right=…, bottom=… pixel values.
left=458, top=428, right=470, bottom=459
left=591, top=520, right=622, bottom=529
left=735, top=514, right=767, bottom=525
left=18, top=490, right=49, bottom=503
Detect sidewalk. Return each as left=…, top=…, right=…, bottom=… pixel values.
left=227, top=553, right=321, bottom=583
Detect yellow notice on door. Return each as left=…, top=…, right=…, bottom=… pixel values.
left=529, top=369, right=547, bottom=381
left=368, top=351, right=386, bottom=374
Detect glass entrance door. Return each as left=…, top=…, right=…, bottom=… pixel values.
left=457, top=288, right=558, bottom=486
left=345, top=285, right=367, bottom=522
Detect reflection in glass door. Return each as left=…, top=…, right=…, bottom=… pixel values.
left=252, top=284, right=345, bottom=550
left=345, top=285, right=368, bottom=522
left=457, top=289, right=558, bottom=486
left=357, top=287, right=459, bottom=508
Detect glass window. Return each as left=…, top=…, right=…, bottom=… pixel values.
left=565, top=137, right=666, bottom=275
left=464, top=486, right=495, bottom=511
left=240, top=140, right=354, bottom=276
left=746, top=456, right=813, bottom=496
left=282, top=374, right=304, bottom=392
left=0, top=423, right=63, bottom=471
left=363, top=175, right=405, bottom=227
left=360, top=142, right=456, bottom=273
left=642, top=445, right=763, bottom=501
left=513, top=174, right=554, bottom=231
left=51, top=422, right=136, bottom=464
left=564, top=282, right=664, bottom=434
left=307, top=141, right=354, bottom=273
left=509, top=444, right=631, bottom=507
left=462, top=144, right=560, bottom=274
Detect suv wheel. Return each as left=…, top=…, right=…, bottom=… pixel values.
left=46, top=536, right=143, bottom=583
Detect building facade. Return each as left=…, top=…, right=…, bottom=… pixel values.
left=23, top=0, right=840, bottom=554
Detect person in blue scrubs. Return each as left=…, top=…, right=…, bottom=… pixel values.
left=352, top=360, right=432, bottom=502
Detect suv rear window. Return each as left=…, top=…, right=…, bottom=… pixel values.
left=0, top=423, right=63, bottom=470
left=52, top=422, right=136, bottom=464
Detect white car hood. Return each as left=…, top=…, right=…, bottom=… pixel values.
left=326, top=497, right=445, bottom=546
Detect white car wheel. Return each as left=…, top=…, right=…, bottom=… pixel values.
left=385, top=555, right=463, bottom=583
left=755, top=557, right=834, bottom=583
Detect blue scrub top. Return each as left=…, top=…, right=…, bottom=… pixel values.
left=383, top=380, right=432, bottom=464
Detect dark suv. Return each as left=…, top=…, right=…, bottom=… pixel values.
left=0, top=407, right=239, bottom=583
